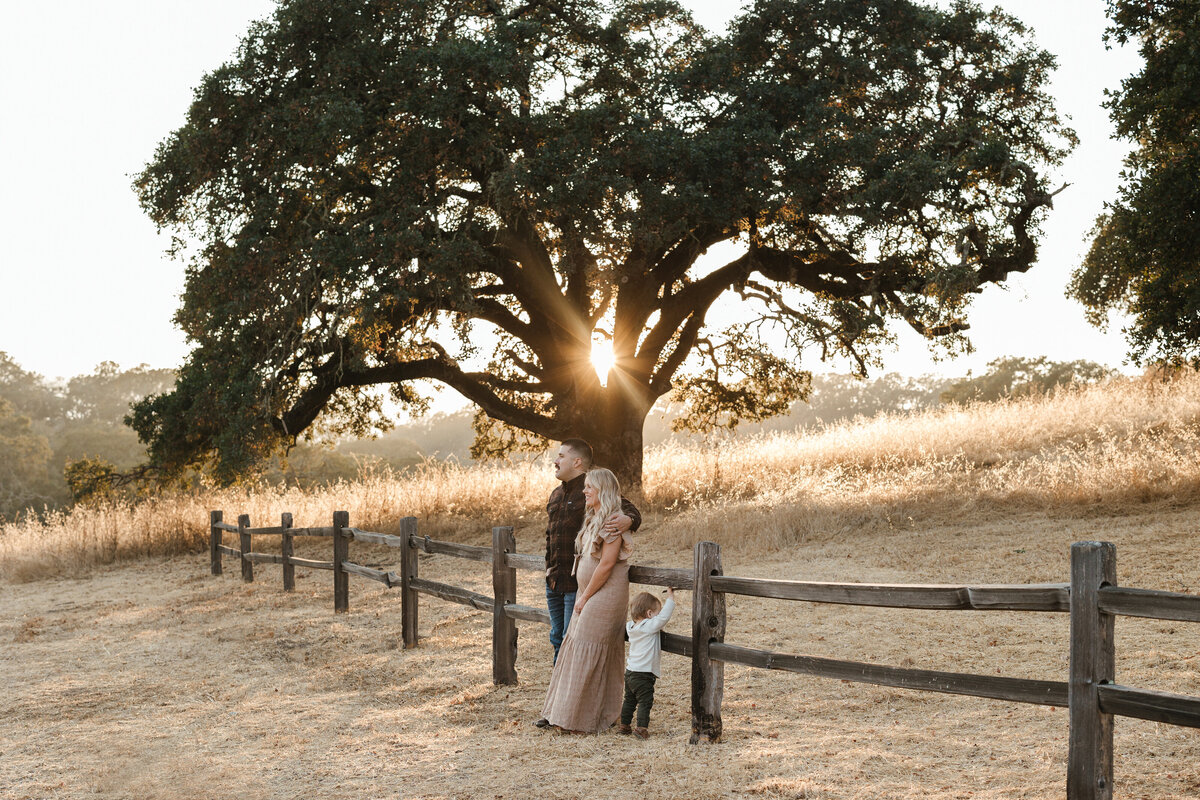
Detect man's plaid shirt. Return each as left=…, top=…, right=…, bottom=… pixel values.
left=544, top=473, right=641, bottom=593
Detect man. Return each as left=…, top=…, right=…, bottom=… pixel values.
left=543, top=438, right=640, bottom=663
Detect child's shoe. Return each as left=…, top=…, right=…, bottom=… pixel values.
left=617, top=723, right=632, bottom=735
left=633, top=726, right=649, bottom=739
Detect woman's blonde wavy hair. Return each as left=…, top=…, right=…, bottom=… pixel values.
left=575, top=467, right=621, bottom=556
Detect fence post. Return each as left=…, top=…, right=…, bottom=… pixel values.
left=492, top=526, right=518, bottom=686
left=210, top=510, right=223, bottom=576
left=238, top=514, right=253, bottom=583
left=333, top=510, right=349, bottom=612
left=1068, top=541, right=1116, bottom=800
left=400, top=516, right=419, bottom=648
left=281, top=512, right=295, bottom=592
left=690, top=540, right=726, bottom=744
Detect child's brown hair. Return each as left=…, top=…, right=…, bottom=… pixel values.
left=629, top=591, right=662, bottom=621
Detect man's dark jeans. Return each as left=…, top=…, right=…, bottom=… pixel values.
left=546, top=584, right=576, bottom=663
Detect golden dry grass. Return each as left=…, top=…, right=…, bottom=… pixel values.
left=5, top=371, right=1200, bottom=582
left=0, top=459, right=549, bottom=583
left=3, top=372, right=1200, bottom=798
left=2, top=510, right=1198, bottom=800
left=644, top=370, right=1200, bottom=555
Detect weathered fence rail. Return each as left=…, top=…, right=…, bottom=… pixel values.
left=207, top=511, right=1200, bottom=799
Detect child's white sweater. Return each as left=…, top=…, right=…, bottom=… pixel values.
left=625, top=598, right=675, bottom=677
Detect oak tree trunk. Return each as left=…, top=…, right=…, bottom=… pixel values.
left=558, top=384, right=650, bottom=498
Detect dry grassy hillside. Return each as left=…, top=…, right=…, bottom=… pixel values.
left=3, top=373, right=1200, bottom=799
left=4, top=370, right=1200, bottom=581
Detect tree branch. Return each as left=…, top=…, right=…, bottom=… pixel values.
left=636, top=254, right=757, bottom=375
left=484, top=216, right=585, bottom=360
left=973, top=162, right=1067, bottom=285
left=648, top=310, right=707, bottom=397
left=471, top=296, right=535, bottom=342
left=645, top=224, right=732, bottom=288
left=275, top=355, right=560, bottom=443
left=748, top=247, right=913, bottom=300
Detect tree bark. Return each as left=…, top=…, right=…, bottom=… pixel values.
left=592, top=424, right=644, bottom=499
left=560, top=386, right=650, bottom=496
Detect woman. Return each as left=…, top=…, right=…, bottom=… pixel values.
left=540, top=467, right=633, bottom=733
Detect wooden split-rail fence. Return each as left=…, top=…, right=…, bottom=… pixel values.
left=208, top=510, right=1200, bottom=800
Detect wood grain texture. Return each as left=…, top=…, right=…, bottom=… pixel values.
left=492, top=527, right=518, bottom=686
left=399, top=517, right=419, bottom=649
left=343, top=528, right=408, bottom=548
left=212, top=521, right=239, bottom=533
left=332, top=511, right=349, bottom=613
left=281, top=513, right=295, bottom=592
left=340, top=561, right=391, bottom=585
left=243, top=552, right=286, bottom=565
left=661, top=632, right=693, bottom=658
left=238, top=525, right=334, bottom=536
left=209, top=510, right=223, bottom=576
left=690, top=541, right=725, bottom=744
left=1097, top=684, right=1200, bottom=728
left=411, top=535, right=493, bottom=563
left=287, top=557, right=333, bottom=570
left=1068, top=541, right=1116, bottom=800
left=630, top=565, right=695, bottom=590
left=1097, top=586, right=1200, bottom=623
left=280, top=527, right=336, bottom=537
left=236, top=525, right=293, bottom=535
left=708, top=642, right=1068, bottom=706
left=410, top=577, right=495, bottom=613
left=341, top=561, right=391, bottom=585
left=709, top=576, right=1068, bottom=611
left=216, top=545, right=240, bottom=558
left=238, top=514, right=253, bottom=584
left=503, top=552, right=544, bottom=572
left=502, top=603, right=551, bottom=625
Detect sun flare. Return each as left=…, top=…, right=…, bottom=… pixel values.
left=590, top=339, right=615, bottom=386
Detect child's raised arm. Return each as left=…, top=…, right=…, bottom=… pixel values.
left=641, top=593, right=676, bottom=633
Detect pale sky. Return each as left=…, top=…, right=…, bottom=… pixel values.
left=0, top=0, right=1143, bottom=391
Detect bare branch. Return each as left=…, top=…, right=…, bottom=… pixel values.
left=637, top=254, right=756, bottom=375
left=276, top=352, right=559, bottom=444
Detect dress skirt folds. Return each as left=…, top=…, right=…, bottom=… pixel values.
left=540, top=530, right=632, bottom=732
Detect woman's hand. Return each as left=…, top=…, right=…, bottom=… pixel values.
left=575, top=537, right=621, bottom=615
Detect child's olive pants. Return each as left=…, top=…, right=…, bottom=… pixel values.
left=621, top=669, right=657, bottom=728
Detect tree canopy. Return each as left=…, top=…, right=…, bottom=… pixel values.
left=132, top=0, right=1074, bottom=488
left=1071, top=0, right=1200, bottom=365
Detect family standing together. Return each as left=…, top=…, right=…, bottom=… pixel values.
left=534, top=439, right=675, bottom=737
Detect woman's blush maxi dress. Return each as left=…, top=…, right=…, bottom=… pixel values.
left=540, top=529, right=633, bottom=732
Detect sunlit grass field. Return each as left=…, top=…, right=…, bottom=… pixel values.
left=4, top=369, right=1200, bottom=582
left=5, top=371, right=1200, bottom=798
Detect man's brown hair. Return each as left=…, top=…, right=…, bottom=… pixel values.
left=629, top=591, right=661, bottom=621
left=560, top=438, right=593, bottom=468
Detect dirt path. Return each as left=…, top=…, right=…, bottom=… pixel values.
left=3, top=509, right=1199, bottom=799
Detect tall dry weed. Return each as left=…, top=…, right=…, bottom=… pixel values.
left=0, top=459, right=554, bottom=583
left=645, top=371, right=1200, bottom=552
left=5, top=372, right=1200, bottom=580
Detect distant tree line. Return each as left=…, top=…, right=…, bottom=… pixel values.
left=0, top=351, right=1118, bottom=522
left=0, top=353, right=175, bottom=521
left=0, top=351, right=485, bottom=519
left=645, top=357, right=1117, bottom=443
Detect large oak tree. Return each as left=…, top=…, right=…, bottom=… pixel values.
left=1071, top=0, right=1200, bottom=365
left=132, top=0, right=1073, bottom=488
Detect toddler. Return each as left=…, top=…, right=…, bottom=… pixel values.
left=619, top=587, right=675, bottom=738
